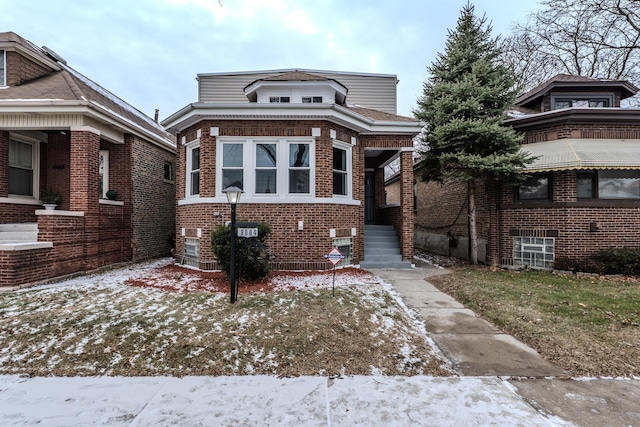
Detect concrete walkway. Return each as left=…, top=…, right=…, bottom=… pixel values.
left=370, top=261, right=640, bottom=427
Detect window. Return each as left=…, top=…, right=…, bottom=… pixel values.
left=222, top=143, right=244, bottom=190
left=332, top=144, right=350, bottom=196
left=302, top=96, right=323, bottom=103
left=164, top=161, right=175, bottom=183
left=577, top=172, right=596, bottom=199
left=9, top=139, right=35, bottom=197
left=183, top=238, right=199, bottom=268
left=551, top=95, right=612, bottom=110
left=0, top=50, right=5, bottom=86
left=598, top=170, right=640, bottom=199
left=577, top=170, right=640, bottom=200
left=332, top=237, right=353, bottom=266
left=186, top=142, right=200, bottom=197
left=255, top=143, right=276, bottom=193
left=269, top=96, right=290, bottom=103
left=99, top=150, right=109, bottom=198
left=289, top=143, right=310, bottom=193
left=514, top=237, right=555, bottom=269
left=216, top=138, right=315, bottom=198
left=517, top=174, right=550, bottom=201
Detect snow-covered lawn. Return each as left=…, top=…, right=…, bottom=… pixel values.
left=0, top=259, right=452, bottom=377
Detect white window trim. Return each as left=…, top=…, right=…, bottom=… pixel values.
left=185, top=139, right=200, bottom=198
left=216, top=137, right=315, bottom=199
left=8, top=133, right=39, bottom=200
left=99, top=150, right=109, bottom=199
left=332, top=139, right=352, bottom=198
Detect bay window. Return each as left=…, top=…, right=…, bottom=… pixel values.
left=216, top=138, right=315, bottom=198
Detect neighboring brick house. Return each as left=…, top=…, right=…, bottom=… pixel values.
left=0, top=32, right=176, bottom=287
left=162, top=69, right=420, bottom=270
left=414, top=74, right=640, bottom=268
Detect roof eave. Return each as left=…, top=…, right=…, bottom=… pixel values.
left=161, top=103, right=421, bottom=136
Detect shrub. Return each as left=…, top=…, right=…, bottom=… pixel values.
left=211, top=221, right=271, bottom=280
left=593, top=247, right=640, bottom=275
left=553, top=257, right=605, bottom=274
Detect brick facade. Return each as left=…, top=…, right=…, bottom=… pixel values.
left=174, top=119, right=414, bottom=269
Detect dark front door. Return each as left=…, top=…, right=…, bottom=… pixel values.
left=365, top=171, right=375, bottom=223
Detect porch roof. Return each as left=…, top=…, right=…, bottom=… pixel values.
left=521, top=139, right=640, bottom=172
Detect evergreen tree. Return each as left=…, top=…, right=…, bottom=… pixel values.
left=414, top=2, right=533, bottom=264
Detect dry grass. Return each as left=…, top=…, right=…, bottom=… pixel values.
left=0, top=262, right=452, bottom=378
left=429, top=267, right=640, bottom=377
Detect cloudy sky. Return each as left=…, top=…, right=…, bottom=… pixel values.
left=1, top=0, right=541, bottom=120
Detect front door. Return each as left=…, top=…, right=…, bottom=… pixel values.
left=365, top=171, right=375, bottom=223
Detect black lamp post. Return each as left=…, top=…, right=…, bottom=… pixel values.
left=223, top=186, right=243, bottom=303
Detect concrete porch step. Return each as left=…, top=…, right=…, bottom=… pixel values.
left=0, top=223, right=39, bottom=242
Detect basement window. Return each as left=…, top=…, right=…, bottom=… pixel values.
left=183, top=238, right=199, bottom=268
left=332, top=237, right=353, bottom=266
left=513, top=237, right=554, bottom=269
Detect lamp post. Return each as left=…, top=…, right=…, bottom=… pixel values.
left=223, top=186, right=243, bottom=303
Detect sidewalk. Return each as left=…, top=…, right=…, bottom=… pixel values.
left=370, top=261, right=640, bottom=427
left=0, top=374, right=570, bottom=426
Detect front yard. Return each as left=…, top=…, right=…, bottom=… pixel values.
left=0, top=260, right=452, bottom=378
left=429, top=267, right=640, bottom=377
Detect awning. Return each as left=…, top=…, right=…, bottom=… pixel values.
left=521, top=139, right=640, bottom=172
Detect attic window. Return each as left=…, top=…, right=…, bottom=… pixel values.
left=551, top=95, right=612, bottom=110
left=0, top=50, right=5, bottom=86
left=302, top=96, right=323, bottom=103
left=269, top=96, right=290, bottom=103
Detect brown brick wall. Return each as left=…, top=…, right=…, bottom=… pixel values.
left=177, top=202, right=362, bottom=270
left=131, top=135, right=175, bottom=260
left=37, top=214, right=86, bottom=275
left=5, top=50, right=54, bottom=87
left=495, top=170, right=640, bottom=264
left=523, top=123, right=640, bottom=144
left=45, top=133, right=71, bottom=210
left=175, top=120, right=404, bottom=269
left=0, top=248, right=52, bottom=287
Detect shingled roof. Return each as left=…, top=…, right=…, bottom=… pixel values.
left=0, top=32, right=173, bottom=145
left=515, top=74, right=639, bottom=107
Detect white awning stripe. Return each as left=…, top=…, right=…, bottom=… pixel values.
left=521, top=139, right=640, bottom=172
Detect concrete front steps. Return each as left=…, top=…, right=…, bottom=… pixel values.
left=360, top=224, right=412, bottom=269
left=0, top=223, right=39, bottom=244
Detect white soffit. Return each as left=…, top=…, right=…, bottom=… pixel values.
left=522, top=139, right=640, bottom=171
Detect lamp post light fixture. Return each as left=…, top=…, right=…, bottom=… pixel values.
left=223, top=186, right=243, bottom=303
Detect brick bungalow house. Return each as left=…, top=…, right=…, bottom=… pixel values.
left=0, top=32, right=176, bottom=287
left=414, top=74, right=640, bottom=268
left=162, top=69, right=421, bottom=270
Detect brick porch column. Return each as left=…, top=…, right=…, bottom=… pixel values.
left=399, top=149, right=414, bottom=261
left=70, top=127, right=101, bottom=270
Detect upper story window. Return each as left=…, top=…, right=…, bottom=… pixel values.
left=186, top=141, right=200, bottom=197
left=9, top=137, right=38, bottom=197
left=551, top=94, right=613, bottom=110
left=0, top=50, right=5, bottom=86
left=302, top=96, right=323, bottom=103
left=216, top=138, right=314, bottom=198
left=269, top=96, right=290, bottom=103
left=578, top=170, right=640, bottom=200
left=516, top=173, right=551, bottom=201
